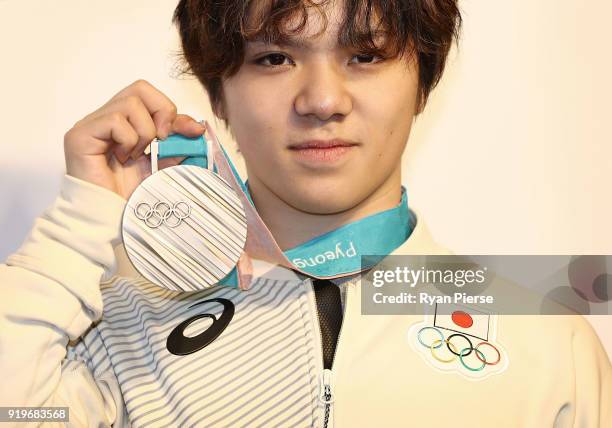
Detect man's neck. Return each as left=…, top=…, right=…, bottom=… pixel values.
left=246, top=169, right=403, bottom=251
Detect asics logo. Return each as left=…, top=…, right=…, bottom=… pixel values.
left=166, top=298, right=235, bottom=356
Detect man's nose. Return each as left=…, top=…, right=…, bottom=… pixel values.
left=293, top=62, right=353, bottom=122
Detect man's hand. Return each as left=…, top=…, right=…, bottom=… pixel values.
left=64, top=79, right=206, bottom=199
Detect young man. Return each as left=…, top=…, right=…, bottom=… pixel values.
left=0, top=1, right=609, bottom=427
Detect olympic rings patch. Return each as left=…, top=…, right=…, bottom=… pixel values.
left=134, top=201, right=191, bottom=228
left=417, top=326, right=501, bottom=372
left=407, top=303, right=509, bottom=379
left=409, top=318, right=508, bottom=380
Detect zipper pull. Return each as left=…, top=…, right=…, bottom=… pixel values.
left=319, top=368, right=335, bottom=404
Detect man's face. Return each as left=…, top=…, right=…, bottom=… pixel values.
left=220, top=1, right=420, bottom=215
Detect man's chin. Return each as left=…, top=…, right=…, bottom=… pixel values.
left=281, top=184, right=368, bottom=215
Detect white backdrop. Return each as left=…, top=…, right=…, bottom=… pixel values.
left=0, top=0, right=610, bottom=357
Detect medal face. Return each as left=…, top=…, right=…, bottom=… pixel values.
left=122, top=165, right=247, bottom=291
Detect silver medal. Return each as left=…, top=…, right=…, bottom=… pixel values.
left=121, top=139, right=247, bottom=292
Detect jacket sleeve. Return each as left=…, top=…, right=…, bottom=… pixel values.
left=0, top=174, right=128, bottom=427
left=571, top=316, right=612, bottom=427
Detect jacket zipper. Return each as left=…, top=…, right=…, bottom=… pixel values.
left=307, top=278, right=353, bottom=428
left=320, top=368, right=334, bottom=428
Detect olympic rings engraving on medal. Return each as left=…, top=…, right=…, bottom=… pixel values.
left=475, top=341, right=501, bottom=366
left=134, top=200, right=191, bottom=229
left=446, top=333, right=473, bottom=357
left=417, top=326, right=444, bottom=349
left=459, top=347, right=486, bottom=372
left=430, top=339, right=458, bottom=363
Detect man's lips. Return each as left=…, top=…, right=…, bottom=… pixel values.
left=288, top=139, right=359, bottom=150
left=287, top=139, right=359, bottom=164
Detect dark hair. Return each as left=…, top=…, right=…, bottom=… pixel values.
left=172, top=0, right=461, bottom=119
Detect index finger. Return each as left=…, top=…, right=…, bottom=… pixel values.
left=106, top=79, right=177, bottom=139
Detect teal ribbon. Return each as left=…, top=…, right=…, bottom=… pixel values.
left=157, top=134, right=414, bottom=287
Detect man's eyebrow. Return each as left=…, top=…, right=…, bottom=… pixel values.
left=246, top=31, right=389, bottom=50
left=247, top=37, right=313, bottom=49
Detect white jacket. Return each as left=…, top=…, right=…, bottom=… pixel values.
left=0, top=174, right=610, bottom=427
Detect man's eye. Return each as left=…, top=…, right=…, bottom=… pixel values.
left=255, top=53, right=293, bottom=66
left=350, top=53, right=383, bottom=64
